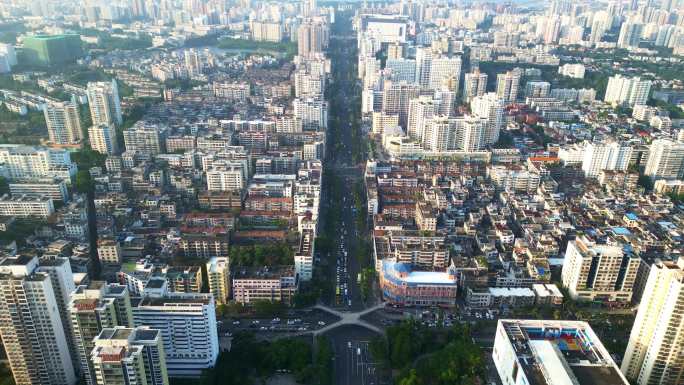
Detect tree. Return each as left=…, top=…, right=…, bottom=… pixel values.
left=215, top=304, right=226, bottom=318
left=0, top=219, right=45, bottom=246
left=399, top=369, right=422, bottom=385
left=638, top=174, right=653, bottom=192
left=252, top=300, right=285, bottom=317
left=390, top=330, right=413, bottom=367
left=0, top=176, right=9, bottom=196
left=0, top=362, right=15, bottom=385
left=314, top=336, right=334, bottom=385
left=71, top=149, right=107, bottom=170
left=74, top=170, right=94, bottom=194
left=369, top=335, right=389, bottom=367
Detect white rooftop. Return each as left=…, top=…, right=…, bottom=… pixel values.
left=403, top=271, right=454, bottom=284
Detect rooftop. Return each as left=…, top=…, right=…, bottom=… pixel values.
left=382, top=260, right=456, bottom=286
left=498, top=319, right=629, bottom=385
left=25, top=34, right=80, bottom=41
left=138, top=293, right=212, bottom=307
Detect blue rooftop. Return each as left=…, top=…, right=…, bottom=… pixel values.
left=612, top=227, right=631, bottom=236
left=625, top=213, right=638, bottom=221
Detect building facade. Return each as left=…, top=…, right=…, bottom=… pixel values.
left=622, top=258, right=684, bottom=385
left=91, top=327, right=169, bottom=385
left=0, top=256, right=76, bottom=385
left=379, top=260, right=458, bottom=306
left=132, top=292, right=219, bottom=377
left=44, top=101, right=82, bottom=145
left=561, top=236, right=641, bottom=303
left=206, top=257, right=230, bottom=305
left=87, top=80, right=123, bottom=127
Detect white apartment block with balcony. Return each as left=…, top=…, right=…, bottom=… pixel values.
left=87, top=80, right=123, bottom=127
left=581, top=141, right=633, bottom=178
left=91, top=327, right=169, bottom=385
left=622, top=258, right=684, bottom=385
left=132, top=292, right=218, bottom=377
left=0, top=144, right=77, bottom=182
left=604, top=75, right=651, bottom=107
left=0, top=194, right=55, bottom=217
left=644, top=138, right=684, bottom=181
left=44, top=100, right=83, bottom=145
left=0, top=256, right=76, bottom=385
left=89, top=124, right=119, bottom=154
left=561, top=236, right=641, bottom=303
left=206, top=257, right=230, bottom=305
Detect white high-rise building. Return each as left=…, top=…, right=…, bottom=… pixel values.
left=89, top=124, right=119, bottom=154
left=524, top=81, right=551, bottom=98
left=69, top=282, right=134, bottom=385
left=406, top=96, right=435, bottom=141
left=428, top=56, right=461, bottom=92
left=422, top=116, right=454, bottom=151
left=297, top=20, right=328, bottom=56
left=0, top=144, right=77, bottom=181
left=251, top=21, right=284, bottom=42
left=434, top=88, right=455, bottom=117
left=581, top=140, right=633, bottom=178
left=385, top=58, right=416, bottom=83
left=455, top=115, right=488, bottom=152
left=644, top=138, right=684, bottom=181
left=293, top=97, right=328, bottom=130
left=206, top=257, right=230, bottom=305
left=0, top=256, right=76, bottom=385
left=371, top=112, right=400, bottom=135
left=604, top=75, right=651, bottom=106
left=123, top=125, right=165, bottom=154
left=36, top=256, right=77, bottom=369
left=381, top=80, right=421, bottom=127
left=419, top=115, right=488, bottom=152
left=622, top=258, right=684, bottom=385
left=44, top=101, right=82, bottom=144
left=184, top=49, right=202, bottom=76
left=87, top=80, right=123, bottom=127
left=92, top=327, right=169, bottom=385
left=542, top=17, right=562, bottom=44
left=414, top=46, right=433, bottom=88
left=617, top=22, right=644, bottom=48
left=589, top=10, right=611, bottom=43
left=561, top=235, right=641, bottom=303
left=463, top=70, right=488, bottom=103
left=133, top=292, right=219, bottom=377
left=471, top=93, right=504, bottom=145
left=294, top=70, right=325, bottom=98
left=206, top=164, right=246, bottom=192
left=302, top=0, right=317, bottom=17
left=496, top=69, right=521, bottom=103
left=362, top=58, right=381, bottom=89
